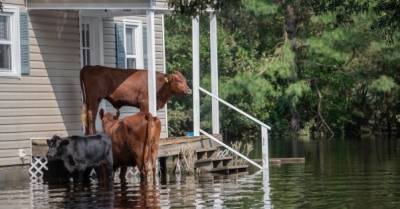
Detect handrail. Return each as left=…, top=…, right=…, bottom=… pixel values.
left=199, top=87, right=271, bottom=130
left=199, top=129, right=263, bottom=169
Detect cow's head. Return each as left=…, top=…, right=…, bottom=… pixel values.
left=46, top=135, right=69, bottom=161
left=99, top=109, right=119, bottom=133
left=166, top=71, right=192, bottom=95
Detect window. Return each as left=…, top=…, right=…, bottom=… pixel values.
left=81, top=23, right=91, bottom=66
left=0, top=16, right=11, bottom=70
left=0, top=7, right=20, bottom=77
left=124, top=20, right=143, bottom=69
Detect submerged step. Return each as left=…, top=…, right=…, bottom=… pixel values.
left=195, top=157, right=233, bottom=165
left=269, top=158, right=305, bottom=164
left=209, top=165, right=248, bottom=174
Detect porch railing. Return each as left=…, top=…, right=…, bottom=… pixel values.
left=198, top=87, right=271, bottom=171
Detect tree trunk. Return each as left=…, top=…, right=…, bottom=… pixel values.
left=285, top=4, right=300, bottom=135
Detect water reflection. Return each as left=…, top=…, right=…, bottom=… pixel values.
left=262, top=170, right=272, bottom=209
left=114, top=182, right=160, bottom=209
left=1, top=138, right=400, bottom=208
left=29, top=172, right=269, bottom=209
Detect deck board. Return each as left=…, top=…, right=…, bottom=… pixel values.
left=32, top=135, right=221, bottom=157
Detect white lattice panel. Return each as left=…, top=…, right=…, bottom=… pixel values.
left=29, top=157, right=48, bottom=179
left=29, top=157, right=162, bottom=181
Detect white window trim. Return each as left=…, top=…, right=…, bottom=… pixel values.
left=123, top=19, right=144, bottom=69
left=0, top=6, right=20, bottom=78
left=79, top=14, right=104, bottom=68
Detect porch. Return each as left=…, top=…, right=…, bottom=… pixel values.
left=21, top=0, right=271, bottom=174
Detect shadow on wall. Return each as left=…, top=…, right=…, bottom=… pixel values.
left=29, top=10, right=83, bottom=138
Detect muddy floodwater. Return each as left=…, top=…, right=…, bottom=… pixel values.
left=1, top=138, right=400, bottom=209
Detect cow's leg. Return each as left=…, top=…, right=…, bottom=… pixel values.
left=115, top=109, right=120, bottom=119
left=152, top=159, right=158, bottom=183
left=82, top=168, right=92, bottom=183
left=106, top=167, right=113, bottom=182
left=72, top=171, right=79, bottom=183
left=136, top=161, right=147, bottom=181
left=139, top=100, right=149, bottom=113
left=119, top=166, right=127, bottom=181
left=104, top=164, right=113, bottom=182
left=95, top=166, right=105, bottom=182
left=77, top=170, right=85, bottom=183
left=81, top=102, right=89, bottom=135
left=139, top=169, right=146, bottom=181
left=152, top=145, right=159, bottom=183
left=87, top=99, right=100, bottom=134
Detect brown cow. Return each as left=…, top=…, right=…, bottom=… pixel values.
left=80, top=65, right=191, bottom=135
left=99, top=109, right=161, bottom=181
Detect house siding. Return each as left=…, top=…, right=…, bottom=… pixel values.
left=0, top=1, right=168, bottom=167
left=155, top=0, right=168, bottom=9
left=3, top=0, right=25, bottom=7
left=0, top=9, right=82, bottom=166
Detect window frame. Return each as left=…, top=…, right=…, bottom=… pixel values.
left=0, top=6, right=20, bottom=78
left=123, top=20, right=143, bottom=69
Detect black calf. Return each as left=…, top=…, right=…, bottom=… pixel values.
left=46, top=134, right=113, bottom=182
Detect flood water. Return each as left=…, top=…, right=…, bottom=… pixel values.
left=1, top=138, right=400, bottom=209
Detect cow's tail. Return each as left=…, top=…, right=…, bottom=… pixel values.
left=143, top=113, right=155, bottom=175
left=80, top=68, right=88, bottom=133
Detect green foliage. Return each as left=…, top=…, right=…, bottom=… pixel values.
left=284, top=80, right=311, bottom=106
left=369, top=75, right=398, bottom=93
left=166, top=0, right=400, bottom=138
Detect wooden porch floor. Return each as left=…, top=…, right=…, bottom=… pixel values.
left=31, top=135, right=219, bottom=158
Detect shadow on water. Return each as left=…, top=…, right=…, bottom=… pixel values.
left=1, top=137, right=400, bottom=208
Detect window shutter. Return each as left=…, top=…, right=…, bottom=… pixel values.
left=20, top=10, right=29, bottom=75
left=115, top=23, right=126, bottom=68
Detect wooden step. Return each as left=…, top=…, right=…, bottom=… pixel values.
left=195, top=157, right=232, bottom=164
left=196, top=147, right=218, bottom=153
left=196, top=157, right=233, bottom=171
left=196, top=147, right=219, bottom=160
left=209, top=165, right=248, bottom=174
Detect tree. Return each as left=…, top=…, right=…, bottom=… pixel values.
left=165, top=0, right=400, bottom=139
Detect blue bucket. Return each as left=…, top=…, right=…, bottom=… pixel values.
left=185, top=131, right=194, bottom=137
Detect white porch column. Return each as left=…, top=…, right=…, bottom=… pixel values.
left=192, top=16, right=200, bottom=136
left=146, top=9, right=157, bottom=116
left=210, top=12, right=220, bottom=134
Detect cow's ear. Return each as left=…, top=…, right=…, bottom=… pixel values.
left=173, top=70, right=184, bottom=77
left=99, top=108, right=104, bottom=119
left=46, top=139, right=51, bottom=146
left=167, top=74, right=174, bottom=82
left=61, top=140, right=69, bottom=146
left=51, top=135, right=60, bottom=140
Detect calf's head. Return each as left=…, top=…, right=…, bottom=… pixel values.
left=99, top=109, right=119, bottom=133
left=46, top=135, right=69, bottom=161
left=166, top=71, right=192, bottom=95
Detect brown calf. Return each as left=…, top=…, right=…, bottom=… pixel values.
left=99, top=109, right=161, bottom=181
left=80, top=65, right=191, bottom=135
